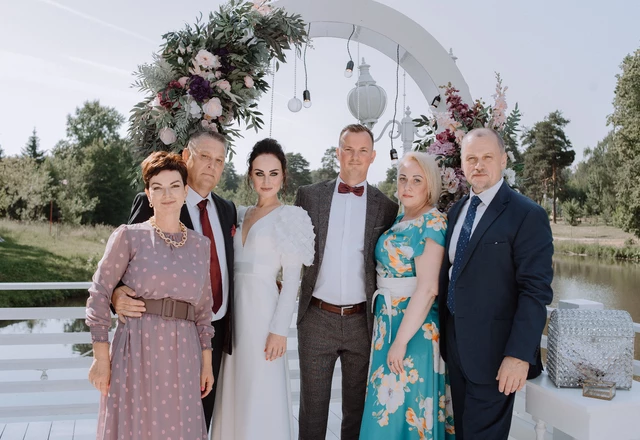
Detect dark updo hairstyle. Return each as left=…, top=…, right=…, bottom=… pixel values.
left=246, top=138, right=288, bottom=194
left=141, top=151, right=188, bottom=189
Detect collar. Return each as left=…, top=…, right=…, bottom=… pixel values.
left=471, top=178, right=503, bottom=207
left=335, top=176, right=367, bottom=195
left=186, top=187, right=213, bottom=208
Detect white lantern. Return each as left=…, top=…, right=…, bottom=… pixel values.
left=347, top=58, right=387, bottom=129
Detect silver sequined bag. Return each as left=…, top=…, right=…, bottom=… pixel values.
left=546, top=309, right=635, bottom=390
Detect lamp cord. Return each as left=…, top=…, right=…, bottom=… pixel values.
left=391, top=44, right=400, bottom=151
left=269, top=58, right=276, bottom=137
left=293, top=53, right=297, bottom=97
left=303, top=23, right=310, bottom=91
left=347, top=24, right=355, bottom=62
left=356, top=42, right=360, bottom=121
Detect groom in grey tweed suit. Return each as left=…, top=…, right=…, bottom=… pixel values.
left=294, top=124, right=398, bottom=440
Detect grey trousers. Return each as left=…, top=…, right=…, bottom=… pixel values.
left=297, top=304, right=371, bottom=440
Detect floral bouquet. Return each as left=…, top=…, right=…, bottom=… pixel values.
left=414, top=74, right=521, bottom=212
left=128, top=0, right=307, bottom=158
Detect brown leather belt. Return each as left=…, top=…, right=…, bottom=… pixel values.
left=137, top=297, right=196, bottom=322
left=310, top=297, right=366, bottom=316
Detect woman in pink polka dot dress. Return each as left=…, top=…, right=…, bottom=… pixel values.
left=86, top=152, right=215, bottom=440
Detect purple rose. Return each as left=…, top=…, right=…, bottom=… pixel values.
left=188, top=75, right=214, bottom=103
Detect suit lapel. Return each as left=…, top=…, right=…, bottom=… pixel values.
left=180, top=205, right=194, bottom=230
left=315, top=180, right=336, bottom=269
left=364, top=184, right=381, bottom=259
left=445, top=195, right=467, bottom=251
left=458, top=183, right=510, bottom=275
left=211, top=192, right=231, bottom=247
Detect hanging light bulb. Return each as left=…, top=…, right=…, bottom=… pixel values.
left=288, top=97, right=302, bottom=112
left=303, top=90, right=312, bottom=108
left=344, top=24, right=356, bottom=79
left=344, top=60, right=354, bottom=78
left=389, top=147, right=399, bottom=166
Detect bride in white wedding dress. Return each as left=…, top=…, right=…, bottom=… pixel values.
left=211, top=139, right=315, bottom=440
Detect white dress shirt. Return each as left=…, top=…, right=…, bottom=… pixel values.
left=448, top=178, right=504, bottom=278
left=185, top=188, right=229, bottom=321
left=312, top=177, right=368, bottom=305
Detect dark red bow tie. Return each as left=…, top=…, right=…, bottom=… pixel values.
left=338, top=182, right=364, bottom=197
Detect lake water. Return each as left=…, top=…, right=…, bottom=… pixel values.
left=1, top=255, right=639, bottom=363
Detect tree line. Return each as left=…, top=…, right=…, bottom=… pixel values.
left=0, top=100, right=340, bottom=226
left=1, top=48, right=638, bottom=237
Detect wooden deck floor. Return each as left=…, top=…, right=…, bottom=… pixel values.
left=0, top=403, right=546, bottom=440
left=0, top=402, right=345, bottom=440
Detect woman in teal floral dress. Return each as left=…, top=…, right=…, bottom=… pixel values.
left=360, top=152, right=455, bottom=439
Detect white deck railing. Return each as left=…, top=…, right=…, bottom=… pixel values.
left=0, top=282, right=343, bottom=424
left=1, top=282, right=639, bottom=438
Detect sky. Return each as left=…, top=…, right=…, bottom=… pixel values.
left=0, top=0, right=639, bottom=184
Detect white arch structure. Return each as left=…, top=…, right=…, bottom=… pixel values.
left=272, top=0, right=473, bottom=108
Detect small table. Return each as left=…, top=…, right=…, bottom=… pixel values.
left=525, top=372, right=640, bottom=440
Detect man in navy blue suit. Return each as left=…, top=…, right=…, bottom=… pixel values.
left=438, top=128, right=553, bottom=439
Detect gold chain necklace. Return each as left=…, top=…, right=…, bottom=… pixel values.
left=149, top=217, right=188, bottom=247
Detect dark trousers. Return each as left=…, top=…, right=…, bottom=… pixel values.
left=202, top=318, right=226, bottom=432
left=445, top=318, right=515, bottom=440
left=297, top=305, right=370, bottom=440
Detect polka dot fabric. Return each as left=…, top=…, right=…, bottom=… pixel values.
left=86, top=223, right=214, bottom=439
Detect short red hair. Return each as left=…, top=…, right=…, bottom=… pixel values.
left=141, top=151, right=188, bottom=189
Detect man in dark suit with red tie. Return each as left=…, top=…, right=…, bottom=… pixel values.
left=111, top=131, right=236, bottom=432
left=438, top=128, right=553, bottom=439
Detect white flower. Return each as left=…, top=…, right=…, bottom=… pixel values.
left=507, top=150, right=515, bottom=162
left=442, top=167, right=457, bottom=184
left=177, top=57, right=184, bottom=65
left=445, top=385, right=454, bottom=417
left=202, top=97, right=223, bottom=119
left=151, top=96, right=161, bottom=108
left=503, top=168, right=516, bottom=186
left=376, top=374, right=405, bottom=414
left=252, top=0, right=272, bottom=16
left=215, top=80, right=231, bottom=92
left=419, top=397, right=434, bottom=431
left=194, top=49, right=220, bottom=69
left=159, top=127, right=177, bottom=145
left=188, top=101, right=202, bottom=118
left=186, top=45, right=193, bottom=53
left=244, top=75, right=254, bottom=88
left=200, top=119, right=219, bottom=132
left=434, top=111, right=460, bottom=133
left=215, top=71, right=223, bottom=79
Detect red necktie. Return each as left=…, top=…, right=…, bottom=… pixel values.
left=197, top=199, right=223, bottom=313
left=337, top=182, right=364, bottom=196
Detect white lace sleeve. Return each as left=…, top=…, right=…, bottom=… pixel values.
left=268, top=205, right=315, bottom=336
left=274, top=205, right=315, bottom=267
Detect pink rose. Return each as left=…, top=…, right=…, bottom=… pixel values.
left=215, top=80, right=231, bottom=92
left=244, top=75, right=254, bottom=88
left=202, top=97, right=223, bottom=119
left=159, top=127, right=177, bottom=145
left=194, top=50, right=220, bottom=69
left=178, top=77, right=189, bottom=87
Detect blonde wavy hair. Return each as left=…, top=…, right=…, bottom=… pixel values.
left=397, top=152, right=442, bottom=208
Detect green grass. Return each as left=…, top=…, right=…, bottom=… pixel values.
left=553, top=240, right=640, bottom=262
left=0, top=219, right=113, bottom=307
left=550, top=218, right=640, bottom=262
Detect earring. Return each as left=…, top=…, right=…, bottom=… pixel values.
left=149, top=202, right=153, bottom=208
left=184, top=200, right=187, bottom=205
